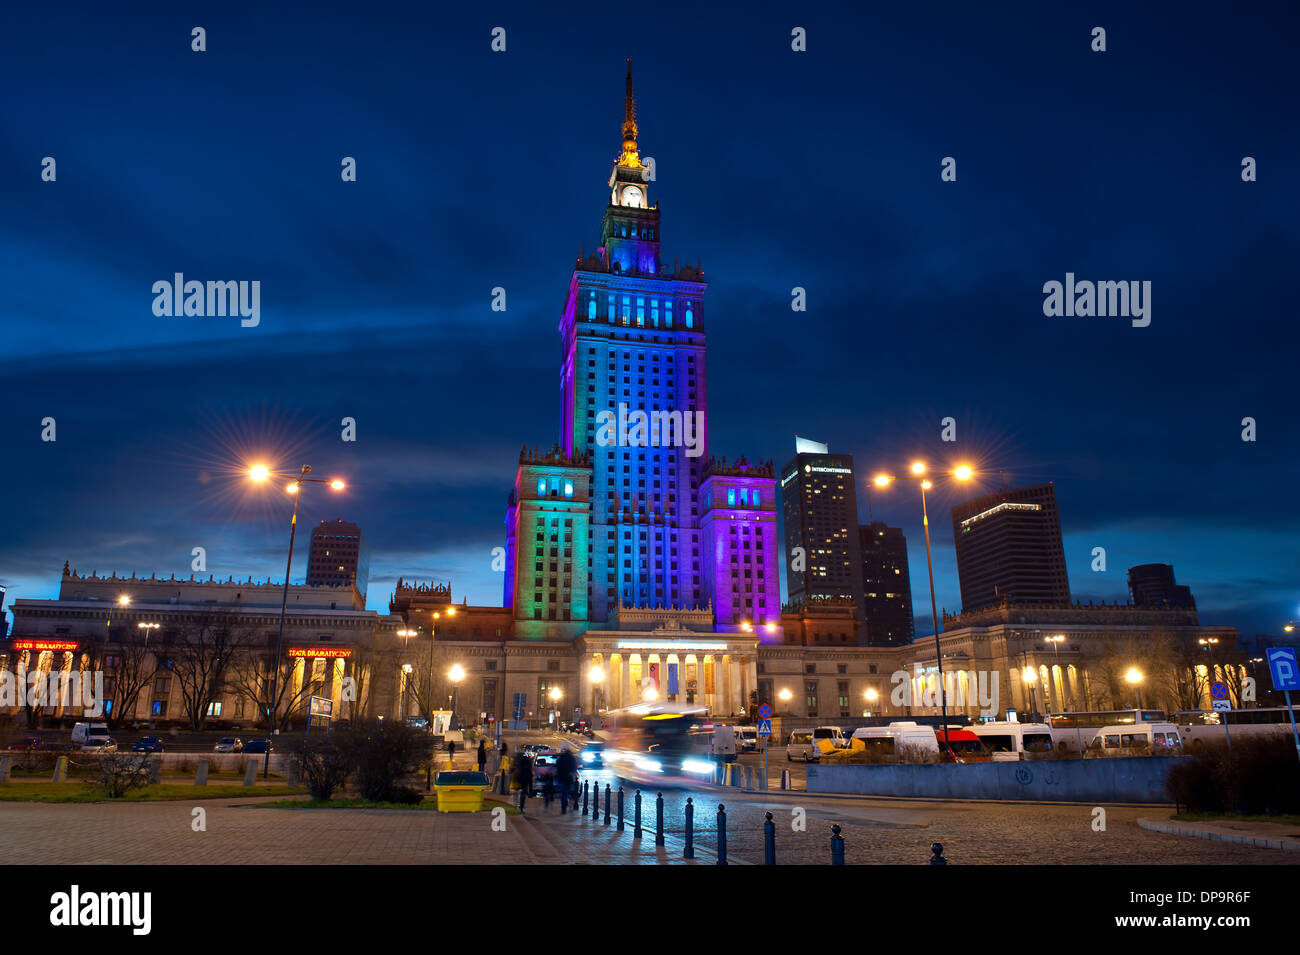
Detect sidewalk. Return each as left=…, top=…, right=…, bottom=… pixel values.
left=487, top=794, right=751, bottom=865
left=1138, top=815, right=1300, bottom=851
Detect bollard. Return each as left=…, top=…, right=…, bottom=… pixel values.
left=582, top=779, right=589, bottom=814
left=286, top=759, right=299, bottom=786
left=617, top=786, right=625, bottom=831
left=716, top=804, right=728, bottom=866
left=654, top=792, right=666, bottom=846
left=831, top=824, right=845, bottom=865
left=634, top=790, right=643, bottom=839
left=763, top=811, right=776, bottom=865
left=929, top=842, right=948, bottom=865
left=195, top=758, right=209, bottom=786
left=745, top=765, right=753, bottom=790
left=604, top=784, right=611, bottom=825
left=780, top=769, right=791, bottom=790
left=0, top=755, right=11, bottom=783
left=760, top=765, right=768, bottom=790
left=684, top=797, right=695, bottom=859
left=243, top=761, right=258, bottom=786
left=730, top=764, right=742, bottom=787
left=52, top=756, right=67, bottom=783
left=148, top=756, right=162, bottom=785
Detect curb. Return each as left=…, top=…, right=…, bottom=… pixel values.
left=1137, top=817, right=1300, bottom=851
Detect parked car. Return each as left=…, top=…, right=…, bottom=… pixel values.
left=131, top=736, right=165, bottom=753
left=81, top=736, right=118, bottom=754
left=242, top=738, right=273, bottom=754
left=7, top=737, right=44, bottom=750
left=214, top=737, right=243, bottom=753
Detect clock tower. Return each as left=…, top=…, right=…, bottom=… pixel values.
left=601, top=60, right=661, bottom=276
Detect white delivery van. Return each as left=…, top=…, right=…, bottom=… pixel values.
left=786, top=729, right=817, bottom=762
left=970, top=721, right=1054, bottom=761
left=710, top=724, right=738, bottom=762
left=850, top=722, right=941, bottom=761
left=813, top=726, right=848, bottom=749
left=71, top=722, right=108, bottom=744
left=1091, top=723, right=1182, bottom=755
left=735, top=726, right=759, bottom=752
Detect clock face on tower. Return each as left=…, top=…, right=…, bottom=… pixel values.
left=621, top=186, right=642, bottom=208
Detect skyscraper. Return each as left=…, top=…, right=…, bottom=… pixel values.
left=780, top=437, right=866, bottom=642
left=504, top=62, right=776, bottom=647
left=951, top=483, right=1070, bottom=611
left=305, top=520, right=370, bottom=598
left=1128, top=563, right=1195, bottom=609
left=859, top=522, right=914, bottom=646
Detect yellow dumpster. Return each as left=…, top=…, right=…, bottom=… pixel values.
left=434, top=771, right=490, bottom=812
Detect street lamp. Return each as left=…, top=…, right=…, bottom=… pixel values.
left=863, top=687, right=879, bottom=716
left=588, top=664, right=605, bottom=717
left=1125, top=667, right=1144, bottom=709
left=777, top=686, right=792, bottom=713
left=549, top=685, right=563, bottom=729
left=449, top=663, right=465, bottom=729
left=872, top=462, right=976, bottom=747
left=248, top=463, right=345, bottom=778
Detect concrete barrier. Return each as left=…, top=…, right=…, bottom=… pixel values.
left=0, top=755, right=10, bottom=782
left=243, top=762, right=258, bottom=786
left=52, top=756, right=68, bottom=782
left=805, top=757, right=1176, bottom=803
left=195, top=759, right=209, bottom=786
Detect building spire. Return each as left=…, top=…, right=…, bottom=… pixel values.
left=619, top=58, right=640, bottom=168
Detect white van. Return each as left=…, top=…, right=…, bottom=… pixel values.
left=1091, top=723, right=1182, bottom=755
left=71, top=722, right=108, bottom=744
left=786, top=729, right=817, bottom=762
left=849, top=722, right=940, bottom=761
left=813, top=726, right=848, bottom=750
left=970, top=721, right=1054, bottom=761
left=735, top=726, right=759, bottom=752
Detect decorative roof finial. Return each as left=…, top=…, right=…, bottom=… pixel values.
left=620, top=59, right=640, bottom=168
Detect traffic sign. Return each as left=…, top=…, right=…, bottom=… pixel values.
left=1212, top=698, right=1232, bottom=712
left=1210, top=681, right=1229, bottom=701
left=757, top=718, right=772, bottom=736
left=1267, top=648, right=1300, bottom=691
left=758, top=704, right=772, bottom=720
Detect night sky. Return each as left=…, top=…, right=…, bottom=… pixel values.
left=1, top=2, right=1296, bottom=638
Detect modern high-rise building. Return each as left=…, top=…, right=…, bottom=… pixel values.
left=780, top=437, right=865, bottom=641
left=951, top=483, right=1070, bottom=611
left=859, top=522, right=914, bottom=646
left=1128, top=563, right=1195, bottom=609
left=305, top=520, right=370, bottom=598
left=503, top=61, right=779, bottom=662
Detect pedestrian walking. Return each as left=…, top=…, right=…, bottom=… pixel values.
left=554, top=744, right=577, bottom=814
left=477, top=739, right=487, bottom=774
left=542, top=768, right=555, bottom=809
left=512, top=752, right=533, bottom=815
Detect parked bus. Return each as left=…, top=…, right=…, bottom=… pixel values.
left=601, top=702, right=713, bottom=786
left=1174, top=708, right=1300, bottom=749
left=1046, top=709, right=1167, bottom=754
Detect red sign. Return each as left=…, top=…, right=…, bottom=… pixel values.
left=11, top=640, right=80, bottom=652
left=287, top=647, right=353, bottom=659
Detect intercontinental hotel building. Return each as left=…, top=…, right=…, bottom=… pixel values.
left=0, top=68, right=1238, bottom=731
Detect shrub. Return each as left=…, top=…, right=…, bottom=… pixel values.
left=1167, top=736, right=1300, bottom=815
left=296, top=738, right=350, bottom=801
left=83, top=753, right=152, bottom=799
left=378, top=785, right=423, bottom=805
left=337, top=720, right=426, bottom=803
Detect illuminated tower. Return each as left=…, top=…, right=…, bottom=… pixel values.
left=558, top=61, right=710, bottom=623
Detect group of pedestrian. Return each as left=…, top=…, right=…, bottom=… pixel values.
left=508, top=742, right=580, bottom=816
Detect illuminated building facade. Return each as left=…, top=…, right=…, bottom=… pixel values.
left=951, top=483, right=1071, bottom=611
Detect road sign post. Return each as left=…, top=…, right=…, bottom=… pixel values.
left=757, top=705, right=773, bottom=791
left=1266, top=649, right=1300, bottom=767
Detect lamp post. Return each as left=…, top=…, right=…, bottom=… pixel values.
left=589, top=664, right=605, bottom=723
left=549, top=686, right=563, bottom=731
left=1022, top=666, right=1038, bottom=720
left=248, top=463, right=345, bottom=778
left=872, top=462, right=975, bottom=750
left=1125, top=667, right=1144, bottom=710
left=863, top=687, right=878, bottom=717
left=449, top=663, right=465, bottom=730
left=397, top=630, right=417, bottom=720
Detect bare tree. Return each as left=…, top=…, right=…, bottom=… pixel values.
left=90, top=627, right=160, bottom=730
left=169, top=611, right=255, bottom=731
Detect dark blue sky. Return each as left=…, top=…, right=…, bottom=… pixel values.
left=1, top=1, right=1297, bottom=638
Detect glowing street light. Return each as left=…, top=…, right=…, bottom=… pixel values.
left=871, top=461, right=977, bottom=745
left=589, top=664, right=606, bottom=715
left=1126, top=667, right=1145, bottom=709
left=247, top=463, right=346, bottom=776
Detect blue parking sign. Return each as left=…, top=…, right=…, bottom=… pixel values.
left=1268, top=648, right=1300, bottom=690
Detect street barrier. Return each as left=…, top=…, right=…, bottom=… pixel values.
left=655, top=793, right=665, bottom=845
left=617, top=786, right=625, bottom=831
left=763, top=811, right=776, bottom=865
left=684, top=797, right=695, bottom=859
left=831, top=824, right=845, bottom=865
left=195, top=759, right=208, bottom=786
left=716, top=804, right=727, bottom=866
left=243, top=762, right=258, bottom=786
